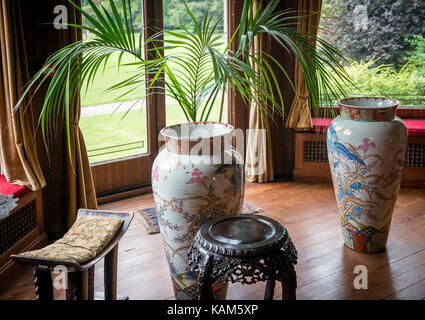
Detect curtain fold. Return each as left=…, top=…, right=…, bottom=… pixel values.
left=63, top=0, right=97, bottom=228
left=285, top=0, right=322, bottom=131
left=245, top=0, right=274, bottom=183
left=0, top=0, right=45, bottom=191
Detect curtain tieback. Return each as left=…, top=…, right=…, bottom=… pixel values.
left=70, top=121, right=79, bottom=126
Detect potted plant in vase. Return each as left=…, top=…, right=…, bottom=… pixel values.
left=16, top=0, right=350, bottom=299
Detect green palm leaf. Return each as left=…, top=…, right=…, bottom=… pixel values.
left=15, top=0, right=352, bottom=154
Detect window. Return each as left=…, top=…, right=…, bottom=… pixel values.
left=319, top=0, right=425, bottom=111
left=79, top=0, right=147, bottom=164
left=77, top=0, right=165, bottom=196
left=77, top=0, right=232, bottom=196
left=163, top=0, right=228, bottom=126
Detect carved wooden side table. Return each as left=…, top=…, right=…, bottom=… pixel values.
left=187, top=214, right=298, bottom=300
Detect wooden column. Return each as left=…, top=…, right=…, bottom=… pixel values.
left=268, top=0, right=298, bottom=177
left=143, top=0, right=166, bottom=156
left=227, top=0, right=249, bottom=137
left=226, top=0, right=298, bottom=177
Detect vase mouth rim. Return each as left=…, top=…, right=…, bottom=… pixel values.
left=161, top=121, right=234, bottom=141
left=338, top=97, right=400, bottom=109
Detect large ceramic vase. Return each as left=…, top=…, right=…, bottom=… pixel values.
left=327, top=97, right=408, bottom=253
left=152, top=121, right=245, bottom=299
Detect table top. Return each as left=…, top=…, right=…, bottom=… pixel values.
left=194, top=214, right=291, bottom=257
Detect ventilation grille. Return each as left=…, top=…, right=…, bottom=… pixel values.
left=0, top=200, right=37, bottom=255
left=405, top=144, right=425, bottom=167
left=303, top=140, right=425, bottom=167
left=303, top=140, right=328, bottom=162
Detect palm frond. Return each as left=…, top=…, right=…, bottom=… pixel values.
left=235, top=0, right=352, bottom=118
left=15, top=0, right=150, bottom=146
left=158, top=2, right=224, bottom=122
left=15, top=0, right=353, bottom=153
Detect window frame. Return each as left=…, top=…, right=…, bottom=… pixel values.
left=92, top=0, right=165, bottom=200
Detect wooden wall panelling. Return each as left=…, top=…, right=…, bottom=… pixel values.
left=0, top=191, right=48, bottom=285
left=294, top=132, right=425, bottom=187
left=91, top=156, right=152, bottom=196
left=268, top=0, right=298, bottom=177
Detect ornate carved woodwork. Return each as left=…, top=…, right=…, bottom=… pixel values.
left=33, top=268, right=53, bottom=301
left=0, top=200, right=37, bottom=255
left=0, top=190, right=46, bottom=285
left=11, top=209, right=133, bottom=300
left=294, top=132, right=425, bottom=187
left=303, top=140, right=328, bottom=163
left=188, top=214, right=298, bottom=300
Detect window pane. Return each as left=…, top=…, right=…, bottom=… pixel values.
left=163, top=0, right=228, bottom=126
left=79, top=0, right=147, bottom=164
left=319, top=0, right=425, bottom=107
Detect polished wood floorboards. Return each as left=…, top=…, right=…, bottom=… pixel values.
left=1, top=181, right=425, bottom=300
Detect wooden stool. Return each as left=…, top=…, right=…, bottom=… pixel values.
left=11, top=209, right=133, bottom=300
left=187, top=214, right=298, bottom=300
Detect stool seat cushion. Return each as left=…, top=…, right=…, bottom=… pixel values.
left=20, top=215, right=124, bottom=263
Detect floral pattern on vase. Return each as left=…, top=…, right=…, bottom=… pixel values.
left=327, top=97, right=408, bottom=253
left=152, top=122, right=244, bottom=299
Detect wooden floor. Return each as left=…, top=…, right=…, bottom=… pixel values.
left=1, top=181, right=425, bottom=300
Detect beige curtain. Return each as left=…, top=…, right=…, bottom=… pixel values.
left=63, top=0, right=97, bottom=228
left=0, top=0, right=45, bottom=191
left=285, top=0, right=322, bottom=131
left=245, top=0, right=274, bottom=183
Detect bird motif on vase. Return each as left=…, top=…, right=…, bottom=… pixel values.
left=327, top=123, right=366, bottom=169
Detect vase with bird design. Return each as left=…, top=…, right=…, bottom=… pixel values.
left=327, top=97, right=408, bottom=253
left=152, top=121, right=244, bottom=299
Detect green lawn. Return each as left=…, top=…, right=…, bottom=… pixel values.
left=80, top=52, right=145, bottom=107
left=80, top=101, right=226, bottom=163
left=81, top=33, right=226, bottom=107
left=80, top=32, right=227, bottom=163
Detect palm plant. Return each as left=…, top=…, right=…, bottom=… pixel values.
left=16, top=0, right=350, bottom=145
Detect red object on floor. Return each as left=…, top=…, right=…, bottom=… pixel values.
left=0, top=174, right=30, bottom=199
left=311, top=118, right=425, bottom=137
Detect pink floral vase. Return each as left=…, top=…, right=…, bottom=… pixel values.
left=152, top=122, right=244, bottom=299
left=327, top=97, right=408, bottom=253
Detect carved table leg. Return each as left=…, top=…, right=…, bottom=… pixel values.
left=199, top=277, right=215, bottom=300
left=198, top=256, right=214, bottom=301
left=264, top=280, right=276, bottom=300
left=66, top=271, right=88, bottom=300
left=104, top=245, right=118, bottom=300
left=281, top=265, right=297, bottom=300
left=282, top=282, right=296, bottom=300
left=33, top=268, right=53, bottom=300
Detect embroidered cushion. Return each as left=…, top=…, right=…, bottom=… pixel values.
left=20, top=215, right=123, bottom=263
